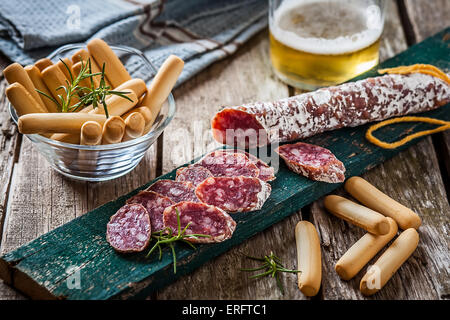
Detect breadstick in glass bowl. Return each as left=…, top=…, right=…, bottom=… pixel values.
left=7, top=43, right=178, bottom=181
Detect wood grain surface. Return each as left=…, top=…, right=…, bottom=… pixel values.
left=0, top=0, right=448, bottom=300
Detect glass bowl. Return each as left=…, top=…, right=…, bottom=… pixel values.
left=9, top=44, right=176, bottom=182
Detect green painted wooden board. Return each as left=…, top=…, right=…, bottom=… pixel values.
left=1, top=28, right=449, bottom=300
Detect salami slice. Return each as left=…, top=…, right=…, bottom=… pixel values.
left=219, top=149, right=276, bottom=182
left=106, top=203, right=151, bottom=253
left=198, top=150, right=259, bottom=178
left=175, top=164, right=213, bottom=186
left=276, top=142, right=345, bottom=183
left=147, top=179, right=199, bottom=203
left=163, top=201, right=236, bottom=243
left=212, top=73, right=450, bottom=147
left=127, top=191, right=174, bottom=232
left=195, top=176, right=271, bottom=213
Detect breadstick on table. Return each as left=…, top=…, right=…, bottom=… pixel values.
left=87, top=38, right=131, bottom=88
left=324, top=195, right=391, bottom=235
left=102, top=116, right=125, bottom=144
left=122, top=112, right=145, bottom=141
left=80, top=121, right=103, bottom=145
left=295, top=221, right=322, bottom=297
left=3, top=62, right=46, bottom=109
left=56, top=58, right=73, bottom=80
left=345, top=177, right=422, bottom=230
left=24, top=65, right=58, bottom=113
left=140, top=55, right=184, bottom=127
left=18, top=113, right=107, bottom=134
left=6, top=83, right=47, bottom=116
left=41, top=64, right=80, bottom=107
left=71, top=49, right=106, bottom=88
left=34, top=58, right=53, bottom=71
left=360, top=228, right=419, bottom=296
left=335, top=217, right=398, bottom=280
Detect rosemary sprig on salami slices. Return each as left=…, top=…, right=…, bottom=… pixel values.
left=241, top=251, right=301, bottom=294
left=147, top=208, right=211, bottom=273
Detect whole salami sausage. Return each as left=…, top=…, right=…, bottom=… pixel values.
left=106, top=203, right=151, bottom=253
left=276, top=142, right=346, bottom=183
left=147, top=179, right=199, bottom=203
left=163, top=201, right=236, bottom=243
left=211, top=73, right=450, bottom=147
left=127, top=191, right=174, bottom=232
left=195, top=176, right=271, bottom=213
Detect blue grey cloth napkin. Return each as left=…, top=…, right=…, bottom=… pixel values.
left=0, top=0, right=267, bottom=85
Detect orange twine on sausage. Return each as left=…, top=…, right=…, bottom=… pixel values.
left=366, top=116, right=450, bottom=149
left=378, top=64, right=450, bottom=84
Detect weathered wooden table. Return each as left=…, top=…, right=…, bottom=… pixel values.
left=0, top=0, right=448, bottom=300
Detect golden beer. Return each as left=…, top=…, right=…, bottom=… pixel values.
left=269, top=0, right=385, bottom=89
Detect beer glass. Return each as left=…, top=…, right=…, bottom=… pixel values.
left=269, top=0, right=386, bottom=90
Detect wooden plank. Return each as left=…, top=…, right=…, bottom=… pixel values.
left=1, top=26, right=449, bottom=300
left=311, top=2, right=450, bottom=300
left=157, top=31, right=306, bottom=299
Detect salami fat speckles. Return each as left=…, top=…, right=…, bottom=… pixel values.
left=276, top=142, right=345, bottom=183
left=127, top=191, right=174, bottom=232
left=176, top=164, right=213, bottom=186
left=163, top=201, right=236, bottom=243
left=196, top=176, right=271, bottom=213
left=199, top=150, right=260, bottom=178
left=106, top=203, right=151, bottom=253
left=212, top=73, right=450, bottom=147
left=147, top=179, right=198, bottom=203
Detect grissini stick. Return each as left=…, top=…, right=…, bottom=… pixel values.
left=24, top=65, right=58, bottom=112
left=89, top=90, right=138, bottom=116
left=122, top=112, right=145, bottom=141
left=56, top=58, right=73, bottom=80
left=71, top=49, right=105, bottom=88
left=324, top=195, right=390, bottom=235
left=81, top=79, right=146, bottom=114
left=6, top=83, right=47, bottom=116
left=140, top=55, right=184, bottom=127
left=360, top=228, right=419, bottom=296
left=41, top=64, right=80, bottom=107
left=335, top=217, right=398, bottom=281
left=345, top=176, right=421, bottom=230
left=3, top=62, right=46, bottom=109
left=72, top=61, right=92, bottom=88
left=122, top=106, right=152, bottom=133
left=34, top=58, right=53, bottom=71
left=87, top=38, right=131, bottom=88
left=18, top=113, right=107, bottom=134
left=295, top=221, right=322, bottom=296
left=50, top=133, right=81, bottom=144
left=80, top=121, right=103, bottom=146
left=102, top=116, right=125, bottom=144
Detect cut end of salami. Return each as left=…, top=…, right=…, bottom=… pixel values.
left=163, top=201, right=236, bottom=243
left=106, top=203, right=151, bottom=253
left=196, top=176, right=271, bottom=213
left=176, top=165, right=213, bottom=186
left=199, top=150, right=260, bottom=178
left=212, top=108, right=268, bottom=148
left=147, top=179, right=199, bottom=203
left=127, top=191, right=174, bottom=232
left=276, top=142, right=346, bottom=183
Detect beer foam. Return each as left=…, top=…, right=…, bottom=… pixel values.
left=271, top=0, right=383, bottom=55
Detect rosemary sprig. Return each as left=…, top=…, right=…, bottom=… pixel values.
left=241, top=251, right=301, bottom=294
left=36, top=57, right=132, bottom=117
left=146, top=208, right=211, bottom=273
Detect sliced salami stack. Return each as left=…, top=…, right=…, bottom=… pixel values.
left=107, top=149, right=275, bottom=252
